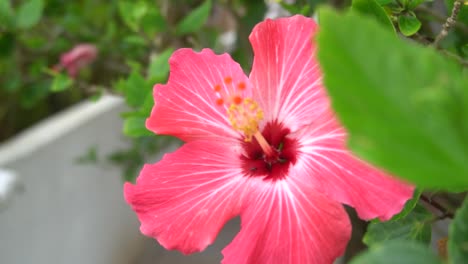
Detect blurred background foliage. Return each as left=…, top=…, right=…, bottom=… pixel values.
left=1, top=0, right=466, bottom=182
left=0, top=0, right=467, bottom=262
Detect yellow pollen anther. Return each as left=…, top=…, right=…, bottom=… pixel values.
left=228, top=98, right=264, bottom=141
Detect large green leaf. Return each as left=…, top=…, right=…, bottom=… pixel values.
left=350, top=240, right=442, bottom=264
left=16, top=0, right=44, bottom=29
left=363, top=204, right=432, bottom=246
left=448, top=198, right=468, bottom=263
left=317, top=8, right=468, bottom=191
left=351, top=0, right=395, bottom=33
left=175, top=0, right=211, bottom=36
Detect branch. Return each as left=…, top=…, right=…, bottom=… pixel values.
left=433, top=0, right=465, bottom=47
left=420, top=194, right=455, bottom=219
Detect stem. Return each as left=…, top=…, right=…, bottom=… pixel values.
left=433, top=0, right=464, bottom=48
left=416, top=5, right=468, bottom=35
left=420, top=194, right=455, bottom=219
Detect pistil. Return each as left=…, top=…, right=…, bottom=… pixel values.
left=253, top=131, right=276, bottom=158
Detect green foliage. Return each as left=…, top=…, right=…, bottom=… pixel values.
left=398, top=12, right=421, bottom=36
left=16, top=0, right=44, bottom=29
left=50, top=73, right=74, bottom=92
left=448, top=198, right=468, bottom=263
left=393, top=188, right=423, bottom=220
left=148, top=48, right=173, bottom=83
left=0, top=0, right=15, bottom=29
left=351, top=0, right=395, bottom=33
left=350, top=240, right=442, bottom=264
left=75, top=146, right=99, bottom=164
left=363, top=204, right=432, bottom=246
left=123, top=116, right=153, bottom=137
left=108, top=136, right=180, bottom=182
left=118, top=70, right=151, bottom=108
left=317, top=8, right=468, bottom=191
left=175, top=0, right=212, bottom=36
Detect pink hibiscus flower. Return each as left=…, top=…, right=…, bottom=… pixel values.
left=124, top=15, right=413, bottom=263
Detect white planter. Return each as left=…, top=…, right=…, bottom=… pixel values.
left=0, top=96, right=147, bottom=264
left=0, top=95, right=242, bottom=264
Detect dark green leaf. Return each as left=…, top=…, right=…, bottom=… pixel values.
left=16, top=0, right=44, bottom=29
left=75, top=146, right=99, bottom=164
left=350, top=240, right=442, bottom=264
left=176, top=0, right=211, bottom=36
left=50, top=73, right=73, bottom=92
left=0, top=32, right=15, bottom=57
left=352, top=0, right=395, bottom=33
left=392, top=188, right=423, bottom=220
left=363, top=204, right=432, bottom=246
left=317, top=8, right=468, bottom=190
left=398, top=13, right=421, bottom=36
left=20, top=81, right=49, bottom=108
left=448, top=197, right=468, bottom=263
left=148, top=48, right=173, bottom=83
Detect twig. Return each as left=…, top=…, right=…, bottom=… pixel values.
left=416, top=5, right=468, bottom=35
left=433, top=0, right=464, bottom=47
left=420, top=194, right=455, bottom=219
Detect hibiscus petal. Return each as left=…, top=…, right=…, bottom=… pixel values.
left=147, top=48, right=251, bottom=142
left=249, top=15, right=327, bottom=132
left=222, top=177, right=351, bottom=264
left=295, top=112, right=414, bottom=221
left=124, top=141, right=248, bottom=254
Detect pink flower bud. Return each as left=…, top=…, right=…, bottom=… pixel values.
left=59, top=44, right=98, bottom=78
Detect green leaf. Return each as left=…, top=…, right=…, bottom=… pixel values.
left=121, top=70, right=150, bottom=108
left=363, top=204, right=432, bottom=246
left=350, top=240, right=442, bottom=264
left=141, top=7, right=167, bottom=36
left=16, top=0, right=44, bottom=29
left=148, top=48, right=173, bottom=83
left=405, top=0, right=427, bottom=10
left=392, top=188, right=423, bottom=220
left=317, top=8, right=468, bottom=190
left=351, top=0, right=395, bottom=33
left=50, top=73, right=73, bottom=92
left=123, top=116, right=152, bottom=137
left=175, top=0, right=211, bottom=36
left=398, top=13, right=421, bottom=36
left=448, top=198, right=468, bottom=263
left=0, top=0, right=15, bottom=29
left=374, top=0, right=395, bottom=5
left=118, top=1, right=148, bottom=32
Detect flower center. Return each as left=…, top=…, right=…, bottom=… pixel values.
left=213, top=76, right=276, bottom=156
left=212, top=76, right=298, bottom=181
left=241, top=121, right=298, bottom=181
